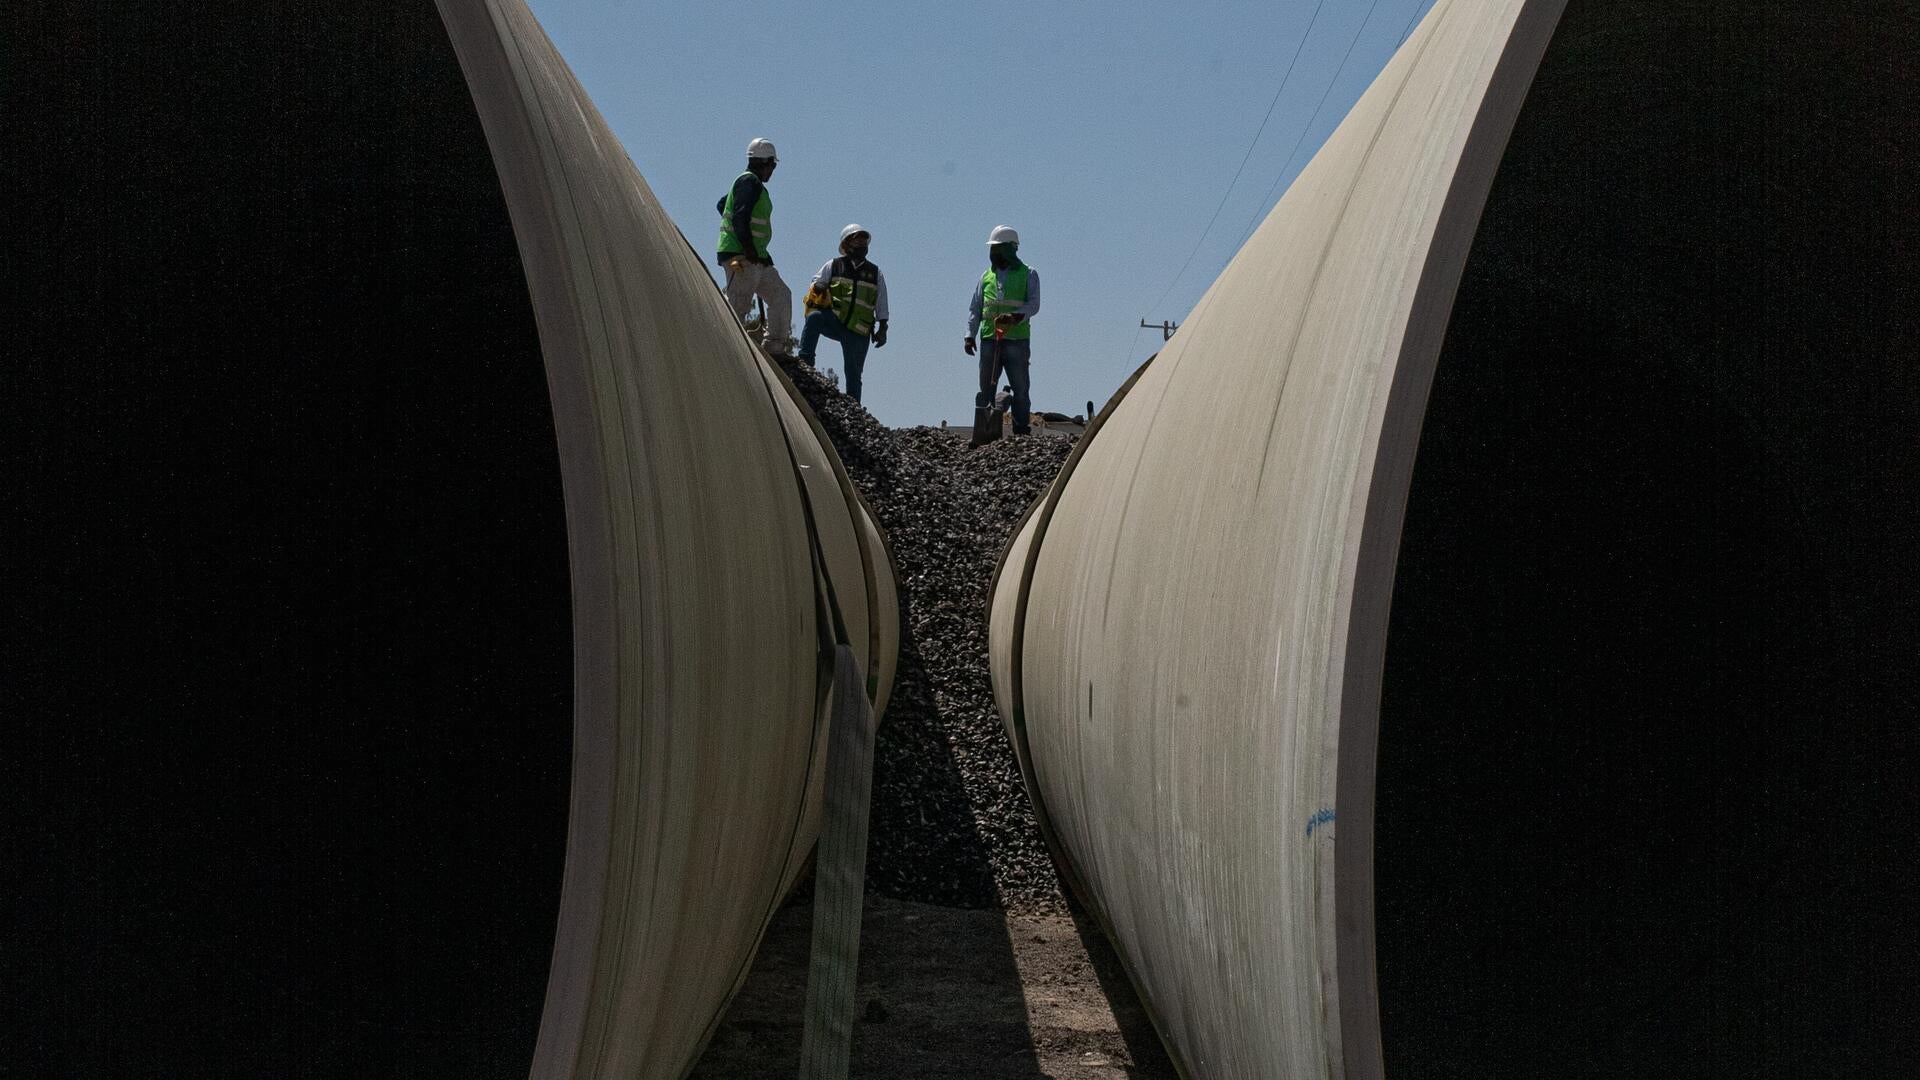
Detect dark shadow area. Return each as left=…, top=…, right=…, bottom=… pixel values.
left=866, top=616, right=1005, bottom=908
left=1378, top=2, right=1918, bottom=1078
left=1065, top=900, right=1181, bottom=1077
left=692, top=895, right=1047, bottom=1079
left=4, top=3, right=571, bottom=1077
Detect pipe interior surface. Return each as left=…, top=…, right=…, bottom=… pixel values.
left=7, top=3, right=570, bottom=1076
left=1376, top=2, right=1918, bottom=1076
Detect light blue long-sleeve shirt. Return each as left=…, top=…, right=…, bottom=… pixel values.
left=967, top=262, right=1040, bottom=339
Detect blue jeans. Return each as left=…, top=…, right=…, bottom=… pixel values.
left=977, top=338, right=1031, bottom=433
left=798, top=310, right=872, bottom=401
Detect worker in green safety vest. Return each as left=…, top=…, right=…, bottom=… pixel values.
left=798, top=224, right=890, bottom=402
left=715, top=137, right=793, bottom=356
left=965, top=225, right=1040, bottom=437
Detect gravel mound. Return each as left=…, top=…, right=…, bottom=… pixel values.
left=777, top=359, right=1072, bottom=913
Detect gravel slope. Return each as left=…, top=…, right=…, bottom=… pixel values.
left=778, top=359, right=1070, bottom=913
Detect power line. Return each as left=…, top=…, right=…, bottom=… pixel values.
left=1230, top=0, right=1387, bottom=253
left=1132, top=0, right=1329, bottom=337
left=1398, top=0, right=1433, bottom=47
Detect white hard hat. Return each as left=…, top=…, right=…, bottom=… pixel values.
left=747, top=137, right=778, bottom=162
left=987, top=225, right=1019, bottom=246
left=839, top=223, right=871, bottom=244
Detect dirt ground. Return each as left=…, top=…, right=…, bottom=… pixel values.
left=690, top=894, right=1178, bottom=1079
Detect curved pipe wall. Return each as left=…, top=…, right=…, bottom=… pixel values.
left=992, top=1, right=1917, bottom=1077
left=991, top=3, right=1564, bottom=1074
left=7, top=2, right=894, bottom=1077
left=439, top=3, right=898, bottom=1074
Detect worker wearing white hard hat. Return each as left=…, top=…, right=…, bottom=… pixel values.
left=716, top=137, right=793, bottom=355
left=798, top=225, right=890, bottom=402
left=965, top=225, right=1040, bottom=439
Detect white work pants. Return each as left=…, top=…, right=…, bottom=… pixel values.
left=723, top=260, right=792, bottom=349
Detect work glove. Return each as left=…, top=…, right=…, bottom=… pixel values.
left=725, top=256, right=747, bottom=274
left=803, top=284, right=831, bottom=312
left=872, top=321, right=888, bottom=348
left=963, top=336, right=976, bottom=356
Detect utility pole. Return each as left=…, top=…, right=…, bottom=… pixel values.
left=1139, top=318, right=1178, bottom=341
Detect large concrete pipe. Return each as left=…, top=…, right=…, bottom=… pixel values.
left=6, top=2, right=894, bottom=1077
left=991, top=1, right=1916, bottom=1077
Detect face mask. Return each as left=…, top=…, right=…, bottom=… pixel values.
left=846, top=244, right=869, bottom=260
left=990, top=244, right=1015, bottom=267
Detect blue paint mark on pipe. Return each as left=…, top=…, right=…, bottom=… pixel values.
left=1305, top=807, right=1336, bottom=838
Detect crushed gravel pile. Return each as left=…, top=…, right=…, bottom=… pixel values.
left=777, top=359, right=1073, bottom=913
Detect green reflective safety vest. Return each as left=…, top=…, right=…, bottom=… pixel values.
left=717, top=171, right=772, bottom=255
left=827, top=257, right=882, bottom=336
left=979, top=263, right=1031, bottom=341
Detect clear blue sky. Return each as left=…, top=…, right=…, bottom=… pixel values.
left=524, top=0, right=1437, bottom=427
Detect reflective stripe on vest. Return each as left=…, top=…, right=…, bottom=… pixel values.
left=980, top=263, right=1031, bottom=340
left=828, top=257, right=881, bottom=336
left=717, top=171, right=773, bottom=254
